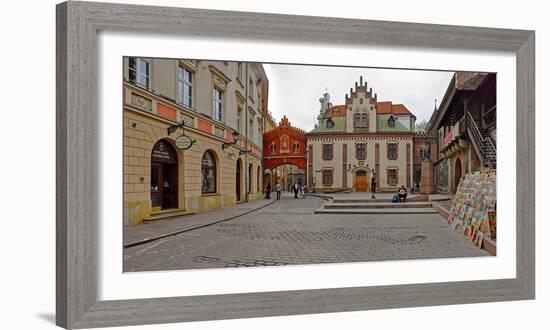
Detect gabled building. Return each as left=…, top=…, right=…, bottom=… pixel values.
left=306, top=77, right=416, bottom=192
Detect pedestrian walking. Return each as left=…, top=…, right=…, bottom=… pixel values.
left=293, top=182, right=299, bottom=199
left=302, top=184, right=307, bottom=199
left=371, top=174, right=377, bottom=199
left=265, top=182, right=271, bottom=199
left=275, top=181, right=281, bottom=200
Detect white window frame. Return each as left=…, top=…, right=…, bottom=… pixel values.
left=129, top=57, right=151, bottom=89
left=237, top=106, right=242, bottom=133
left=177, top=66, right=193, bottom=108
left=212, top=87, right=223, bottom=122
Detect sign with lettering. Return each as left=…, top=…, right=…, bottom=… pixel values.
left=175, top=135, right=194, bottom=150
left=152, top=141, right=177, bottom=163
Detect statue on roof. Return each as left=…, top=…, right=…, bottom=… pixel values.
left=317, top=92, right=332, bottom=126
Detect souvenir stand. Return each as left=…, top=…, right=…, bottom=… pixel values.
left=447, top=170, right=496, bottom=254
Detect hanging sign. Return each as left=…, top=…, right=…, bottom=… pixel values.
left=175, top=135, right=195, bottom=150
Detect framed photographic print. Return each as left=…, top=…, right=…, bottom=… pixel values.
left=56, top=1, right=535, bottom=328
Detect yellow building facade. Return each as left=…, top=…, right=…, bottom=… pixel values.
left=123, top=58, right=267, bottom=225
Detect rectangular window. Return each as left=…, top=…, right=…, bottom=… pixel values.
left=322, top=144, right=333, bottom=160
left=237, top=63, right=244, bottom=82
left=322, top=169, right=334, bottom=186
left=128, top=57, right=150, bottom=89
left=177, top=66, right=193, bottom=107
left=387, top=169, right=398, bottom=186
left=249, top=117, right=254, bottom=140
left=248, top=77, right=254, bottom=100
left=387, top=143, right=398, bottom=160
left=212, top=87, right=223, bottom=121
left=257, top=118, right=262, bottom=142
left=356, top=143, right=366, bottom=160
left=237, top=107, right=242, bottom=133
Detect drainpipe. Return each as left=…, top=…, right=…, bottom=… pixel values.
left=244, top=63, right=249, bottom=202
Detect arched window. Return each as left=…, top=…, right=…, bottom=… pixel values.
left=201, top=151, right=217, bottom=194
left=355, top=113, right=361, bottom=127
left=362, top=113, right=368, bottom=127
left=271, top=144, right=276, bottom=153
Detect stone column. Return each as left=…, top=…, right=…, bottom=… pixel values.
left=420, top=160, right=436, bottom=194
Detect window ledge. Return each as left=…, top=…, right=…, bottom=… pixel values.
left=201, top=193, right=220, bottom=197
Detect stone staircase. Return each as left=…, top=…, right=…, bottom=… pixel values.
left=143, top=208, right=195, bottom=223
left=315, top=197, right=439, bottom=215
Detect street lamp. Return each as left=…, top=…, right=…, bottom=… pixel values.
left=222, top=131, right=240, bottom=150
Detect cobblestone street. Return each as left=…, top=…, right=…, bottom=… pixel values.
left=124, top=193, right=489, bottom=272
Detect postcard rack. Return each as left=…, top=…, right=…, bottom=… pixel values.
left=446, top=170, right=496, bottom=253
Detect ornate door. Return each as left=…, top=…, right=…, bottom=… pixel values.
left=355, top=170, right=368, bottom=192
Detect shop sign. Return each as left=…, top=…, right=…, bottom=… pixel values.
left=175, top=135, right=194, bottom=150
left=152, top=141, right=177, bottom=163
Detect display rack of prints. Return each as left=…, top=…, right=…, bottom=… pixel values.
left=446, top=170, right=496, bottom=251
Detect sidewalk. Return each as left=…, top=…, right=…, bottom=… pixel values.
left=124, top=198, right=275, bottom=248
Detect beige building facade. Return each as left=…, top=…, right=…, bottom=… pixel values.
left=307, top=77, right=416, bottom=192
left=123, top=58, right=268, bottom=225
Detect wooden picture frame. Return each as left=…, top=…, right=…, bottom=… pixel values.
left=56, top=1, right=535, bottom=328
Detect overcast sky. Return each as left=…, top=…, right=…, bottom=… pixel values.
left=263, top=64, right=454, bottom=131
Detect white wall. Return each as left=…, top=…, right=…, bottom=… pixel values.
left=0, top=1, right=548, bottom=330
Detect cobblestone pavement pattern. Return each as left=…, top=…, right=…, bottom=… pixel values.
left=124, top=193, right=489, bottom=271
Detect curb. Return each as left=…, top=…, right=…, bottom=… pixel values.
left=124, top=199, right=277, bottom=248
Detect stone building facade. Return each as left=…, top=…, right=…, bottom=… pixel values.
left=426, top=72, right=496, bottom=194
left=123, top=58, right=268, bottom=224
left=306, top=77, right=416, bottom=192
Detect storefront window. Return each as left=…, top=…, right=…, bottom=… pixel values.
left=201, top=151, right=217, bottom=194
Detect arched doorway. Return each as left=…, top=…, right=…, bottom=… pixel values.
left=236, top=159, right=242, bottom=201
left=454, top=158, right=463, bottom=192
left=248, top=164, right=253, bottom=193
left=151, top=140, right=178, bottom=210
left=355, top=170, right=368, bottom=192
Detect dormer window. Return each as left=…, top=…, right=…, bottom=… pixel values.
left=326, top=118, right=334, bottom=128
left=388, top=116, right=396, bottom=128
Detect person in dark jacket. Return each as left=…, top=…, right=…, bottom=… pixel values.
left=397, top=185, right=408, bottom=202
left=371, top=174, right=377, bottom=199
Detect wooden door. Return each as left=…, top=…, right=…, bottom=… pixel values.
left=151, top=140, right=178, bottom=210
left=161, top=163, right=177, bottom=209
left=151, top=163, right=161, bottom=208
left=236, top=160, right=242, bottom=201
left=355, top=170, right=368, bottom=192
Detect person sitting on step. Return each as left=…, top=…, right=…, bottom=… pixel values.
left=397, top=185, right=408, bottom=202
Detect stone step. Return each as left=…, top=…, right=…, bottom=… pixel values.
left=332, top=199, right=393, bottom=203
left=143, top=209, right=196, bottom=223
left=332, top=195, right=427, bottom=203
left=324, top=202, right=433, bottom=209
left=314, top=207, right=438, bottom=215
